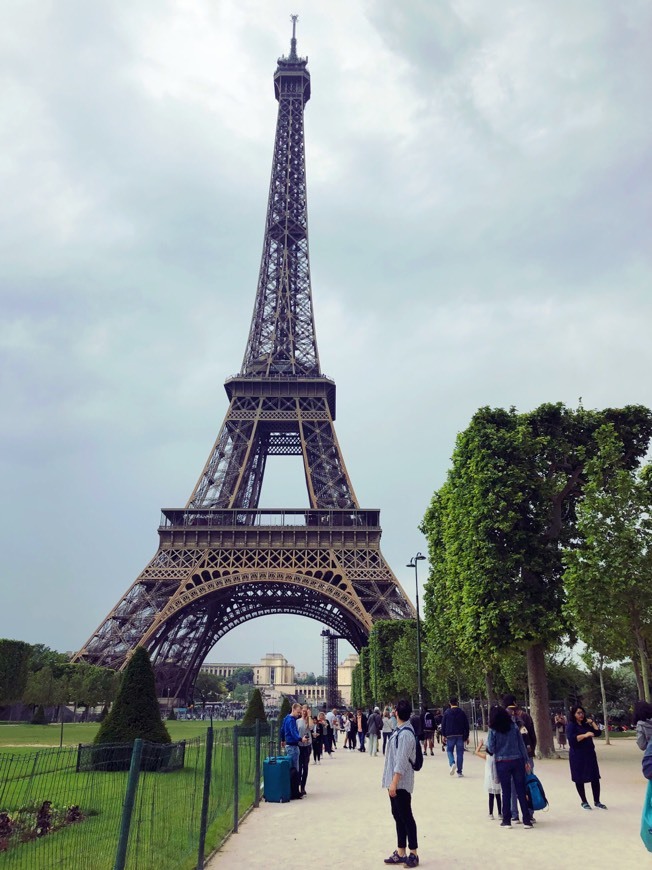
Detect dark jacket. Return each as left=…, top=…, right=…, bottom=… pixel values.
left=514, top=710, right=537, bottom=758
left=367, top=712, right=382, bottom=736
left=441, top=706, right=469, bottom=740
left=567, top=719, right=600, bottom=783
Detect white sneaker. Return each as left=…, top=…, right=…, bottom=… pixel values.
left=449, top=764, right=456, bottom=776
left=489, top=813, right=494, bottom=820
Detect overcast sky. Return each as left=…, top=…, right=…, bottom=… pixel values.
left=2, top=1, right=651, bottom=677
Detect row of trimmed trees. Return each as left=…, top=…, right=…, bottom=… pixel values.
left=420, top=402, right=652, bottom=756
left=0, top=640, right=118, bottom=720
left=350, top=403, right=652, bottom=756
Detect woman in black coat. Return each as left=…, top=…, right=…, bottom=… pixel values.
left=566, top=705, right=607, bottom=810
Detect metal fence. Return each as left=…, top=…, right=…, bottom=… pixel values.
left=0, top=721, right=272, bottom=870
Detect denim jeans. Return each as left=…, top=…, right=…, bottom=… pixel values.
left=446, top=735, right=465, bottom=772
left=496, top=758, right=531, bottom=825
left=511, top=757, right=533, bottom=819
left=285, top=744, right=300, bottom=772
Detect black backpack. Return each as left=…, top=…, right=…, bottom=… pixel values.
left=395, top=727, right=423, bottom=771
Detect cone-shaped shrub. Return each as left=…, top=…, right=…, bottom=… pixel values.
left=242, top=688, right=267, bottom=726
left=94, top=647, right=170, bottom=745
left=279, top=695, right=291, bottom=719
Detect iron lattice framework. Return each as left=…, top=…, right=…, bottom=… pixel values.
left=73, top=22, right=415, bottom=700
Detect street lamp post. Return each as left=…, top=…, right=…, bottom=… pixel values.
left=407, top=552, right=427, bottom=713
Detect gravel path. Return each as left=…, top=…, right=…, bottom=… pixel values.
left=206, top=736, right=647, bottom=869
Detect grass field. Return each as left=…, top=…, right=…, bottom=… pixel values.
left=0, top=719, right=233, bottom=750
left=0, top=721, right=267, bottom=870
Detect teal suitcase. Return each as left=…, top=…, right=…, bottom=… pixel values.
left=263, top=755, right=291, bottom=802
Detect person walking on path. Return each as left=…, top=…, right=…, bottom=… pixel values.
left=320, top=711, right=334, bottom=756
left=634, top=700, right=652, bottom=751
left=326, top=708, right=338, bottom=749
left=368, top=706, right=383, bottom=756
left=311, top=715, right=323, bottom=763
left=566, top=705, right=607, bottom=810
left=382, top=698, right=420, bottom=867
left=382, top=707, right=395, bottom=755
left=554, top=712, right=567, bottom=748
left=486, top=705, right=533, bottom=829
left=357, top=708, right=368, bottom=752
left=422, top=708, right=435, bottom=756
left=297, top=705, right=312, bottom=795
left=441, top=697, right=469, bottom=777
left=503, top=694, right=537, bottom=822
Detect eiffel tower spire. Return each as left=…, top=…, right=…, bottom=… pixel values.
left=73, top=27, right=415, bottom=700
left=242, top=15, right=317, bottom=378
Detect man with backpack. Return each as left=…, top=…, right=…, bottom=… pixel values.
left=382, top=698, right=420, bottom=867
left=422, top=707, right=436, bottom=756
left=367, top=706, right=383, bottom=756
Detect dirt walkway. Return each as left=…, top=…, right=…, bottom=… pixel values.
left=206, top=736, right=648, bottom=869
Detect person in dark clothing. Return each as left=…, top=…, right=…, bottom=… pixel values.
left=441, top=697, right=470, bottom=776
left=567, top=705, right=606, bottom=810
left=311, top=715, right=323, bottom=762
left=357, top=709, right=368, bottom=751
left=503, top=694, right=537, bottom=822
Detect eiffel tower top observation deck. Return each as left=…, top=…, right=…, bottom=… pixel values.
left=73, top=21, right=414, bottom=698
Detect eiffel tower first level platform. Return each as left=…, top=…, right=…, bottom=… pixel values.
left=73, top=20, right=415, bottom=699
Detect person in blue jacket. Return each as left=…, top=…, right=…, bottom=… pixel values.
left=486, top=705, right=533, bottom=828
left=280, top=702, right=302, bottom=774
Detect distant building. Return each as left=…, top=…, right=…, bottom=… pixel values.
left=200, top=650, right=360, bottom=707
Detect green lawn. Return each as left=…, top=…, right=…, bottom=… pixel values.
left=0, top=718, right=232, bottom=749
left=0, top=722, right=265, bottom=870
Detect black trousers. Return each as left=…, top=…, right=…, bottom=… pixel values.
left=299, top=745, right=311, bottom=790
left=389, top=789, right=418, bottom=851
left=575, top=780, right=600, bottom=804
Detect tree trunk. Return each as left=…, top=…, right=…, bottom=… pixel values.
left=526, top=642, right=555, bottom=757
left=598, top=659, right=610, bottom=745
left=485, top=670, right=496, bottom=709
left=635, top=630, right=651, bottom=702
left=632, top=655, right=646, bottom=700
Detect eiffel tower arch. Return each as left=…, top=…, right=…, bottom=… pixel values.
left=73, top=20, right=415, bottom=699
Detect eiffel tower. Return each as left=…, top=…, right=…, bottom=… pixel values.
left=73, top=20, right=415, bottom=698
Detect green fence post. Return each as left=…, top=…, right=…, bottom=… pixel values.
left=114, top=739, right=143, bottom=870
left=254, top=718, right=261, bottom=807
left=233, top=725, right=239, bottom=833
left=196, top=727, right=214, bottom=870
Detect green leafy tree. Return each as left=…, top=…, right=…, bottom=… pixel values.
left=23, top=666, right=69, bottom=716
left=367, top=621, right=413, bottom=704
left=242, top=688, right=267, bottom=726
left=225, top=667, right=254, bottom=690
left=295, top=673, right=317, bottom=685
left=195, top=672, right=227, bottom=702
left=0, top=639, right=32, bottom=704
left=279, top=695, right=291, bottom=719
left=422, top=403, right=652, bottom=755
left=563, top=426, right=652, bottom=701
left=95, top=647, right=170, bottom=745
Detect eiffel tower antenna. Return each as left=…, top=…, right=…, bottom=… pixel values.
left=73, top=27, right=415, bottom=701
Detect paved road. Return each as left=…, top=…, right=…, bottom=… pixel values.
left=206, top=736, right=648, bottom=869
